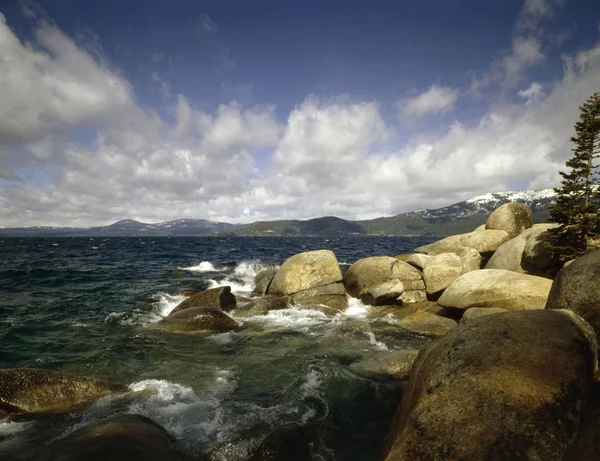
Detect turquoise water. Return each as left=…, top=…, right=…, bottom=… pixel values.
left=0, top=236, right=434, bottom=460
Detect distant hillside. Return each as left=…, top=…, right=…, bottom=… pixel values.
left=234, top=216, right=367, bottom=237
left=0, top=219, right=240, bottom=237
left=0, top=189, right=556, bottom=237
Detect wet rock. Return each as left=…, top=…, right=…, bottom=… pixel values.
left=233, top=295, right=293, bottom=316
left=171, top=286, right=236, bottom=314
left=383, top=310, right=598, bottom=461
left=32, top=414, right=192, bottom=461
left=251, top=268, right=278, bottom=297
left=485, top=201, right=534, bottom=239
left=149, top=307, right=239, bottom=333
left=0, top=368, right=127, bottom=415
left=268, top=250, right=342, bottom=296
left=398, top=310, right=457, bottom=336
left=378, top=350, right=420, bottom=380
left=360, top=281, right=404, bottom=306
left=344, top=257, right=422, bottom=298
left=414, top=230, right=509, bottom=256
left=329, top=320, right=374, bottom=342
left=460, top=306, right=509, bottom=323
left=248, top=424, right=312, bottom=461
left=423, top=253, right=462, bottom=296
left=546, top=249, right=600, bottom=348
left=292, top=282, right=347, bottom=309
left=438, top=269, right=552, bottom=311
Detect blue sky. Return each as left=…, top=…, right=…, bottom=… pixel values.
left=0, top=0, right=599, bottom=226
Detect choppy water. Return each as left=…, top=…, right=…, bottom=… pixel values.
left=0, top=236, right=435, bottom=460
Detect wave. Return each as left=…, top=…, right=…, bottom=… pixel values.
left=208, top=260, right=275, bottom=294
left=179, top=261, right=224, bottom=273
left=104, top=292, right=186, bottom=327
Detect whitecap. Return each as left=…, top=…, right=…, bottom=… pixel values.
left=179, top=261, right=224, bottom=273
left=242, top=307, right=330, bottom=330
left=104, top=292, right=186, bottom=327
left=339, top=295, right=369, bottom=318
left=208, top=260, right=275, bottom=294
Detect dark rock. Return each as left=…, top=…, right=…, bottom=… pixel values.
left=384, top=310, right=597, bottom=461
left=0, top=368, right=127, bottom=415
left=171, top=286, right=236, bottom=313
left=292, top=282, right=347, bottom=309
left=248, top=424, right=312, bottom=461
left=251, top=268, right=278, bottom=297
left=31, top=414, right=193, bottom=461
left=149, top=307, right=239, bottom=333
left=233, top=295, right=293, bottom=316
left=546, top=249, right=600, bottom=347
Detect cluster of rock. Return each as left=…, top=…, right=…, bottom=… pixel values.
left=4, top=200, right=600, bottom=460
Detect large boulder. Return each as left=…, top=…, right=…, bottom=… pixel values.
left=414, top=230, right=509, bottom=256
left=546, top=249, right=600, bottom=347
left=343, top=257, right=422, bottom=299
left=171, top=286, right=236, bottom=314
left=32, top=414, right=192, bottom=461
left=428, top=246, right=482, bottom=274
left=486, top=224, right=557, bottom=274
left=268, top=250, right=342, bottom=296
left=251, top=268, right=278, bottom=297
left=438, top=269, right=552, bottom=311
left=460, top=307, right=509, bottom=323
left=485, top=201, right=534, bottom=238
left=149, top=307, right=239, bottom=333
left=384, top=310, right=598, bottom=461
left=423, top=253, right=462, bottom=296
left=522, top=227, right=562, bottom=276
left=404, top=254, right=432, bottom=271
left=0, top=368, right=127, bottom=415
left=292, top=282, right=347, bottom=309
left=359, top=281, right=404, bottom=306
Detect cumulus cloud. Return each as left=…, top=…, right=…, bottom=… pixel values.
left=0, top=13, right=132, bottom=145
left=2, top=6, right=600, bottom=227
left=398, top=85, right=459, bottom=119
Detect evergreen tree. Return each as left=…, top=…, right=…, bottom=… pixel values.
left=547, top=92, right=600, bottom=262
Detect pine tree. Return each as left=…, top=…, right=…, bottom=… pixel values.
left=547, top=92, right=600, bottom=262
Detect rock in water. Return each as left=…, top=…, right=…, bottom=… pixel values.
left=485, top=201, right=534, bottom=238
left=233, top=295, right=292, bottom=316
left=268, top=250, right=342, bottom=295
left=344, top=256, right=422, bottom=299
left=171, top=286, right=236, bottom=313
left=438, top=269, right=552, bottom=311
left=546, top=249, right=600, bottom=348
left=291, top=282, right=347, bottom=309
left=149, top=307, right=239, bottom=333
left=460, top=307, right=508, bottom=323
left=384, top=310, right=598, bottom=461
left=31, top=414, right=192, bottom=461
left=359, top=281, right=404, bottom=306
left=248, top=424, right=312, bottom=461
left=251, top=268, right=278, bottom=297
left=0, top=368, right=128, bottom=414
left=398, top=310, right=457, bottom=336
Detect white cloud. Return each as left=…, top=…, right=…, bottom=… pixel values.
left=518, top=82, right=544, bottom=103
left=398, top=85, right=458, bottom=119
left=0, top=13, right=132, bottom=144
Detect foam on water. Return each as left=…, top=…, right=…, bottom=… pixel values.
left=242, top=307, right=330, bottom=330
left=340, top=295, right=369, bottom=318
left=104, top=292, right=186, bottom=326
left=208, top=260, right=274, bottom=294
left=179, top=261, right=224, bottom=273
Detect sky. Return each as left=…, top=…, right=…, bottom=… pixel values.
left=0, top=0, right=600, bottom=227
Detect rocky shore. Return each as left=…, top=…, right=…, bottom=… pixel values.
left=2, top=201, right=600, bottom=460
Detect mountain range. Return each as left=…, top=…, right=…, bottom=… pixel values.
left=0, top=189, right=556, bottom=237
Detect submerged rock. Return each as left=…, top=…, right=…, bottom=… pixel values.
left=149, top=307, right=239, bottom=333
left=485, top=201, right=534, bottom=239
left=233, top=295, right=293, bottom=316
left=248, top=424, right=313, bottom=461
left=31, top=414, right=192, bottom=461
left=546, top=249, right=600, bottom=349
left=438, top=269, right=552, bottom=311
left=171, top=286, right=236, bottom=313
left=268, top=250, right=342, bottom=296
left=384, top=310, right=598, bottom=461
left=0, top=368, right=127, bottom=415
